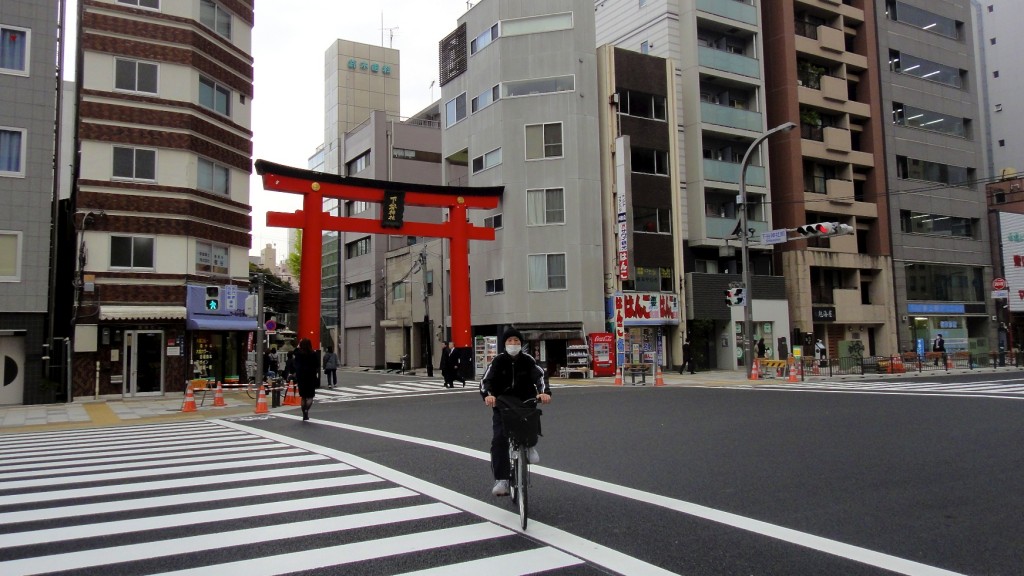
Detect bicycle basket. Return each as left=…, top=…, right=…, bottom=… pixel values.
left=496, top=395, right=542, bottom=447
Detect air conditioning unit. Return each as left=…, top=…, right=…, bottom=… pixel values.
left=1011, top=183, right=1020, bottom=192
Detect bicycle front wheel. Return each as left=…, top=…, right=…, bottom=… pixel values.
left=516, top=444, right=529, bottom=530
left=245, top=378, right=257, bottom=399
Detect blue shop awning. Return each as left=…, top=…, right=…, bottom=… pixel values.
left=187, top=316, right=258, bottom=331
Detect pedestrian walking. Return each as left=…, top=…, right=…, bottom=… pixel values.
left=681, top=338, right=695, bottom=374
left=440, top=342, right=457, bottom=388
left=294, top=339, right=319, bottom=421
left=322, top=347, right=338, bottom=389
left=933, top=334, right=945, bottom=366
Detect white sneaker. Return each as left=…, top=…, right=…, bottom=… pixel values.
left=527, top=447, right=540, bottom=464
left=491, top=479, right=510, bottom=496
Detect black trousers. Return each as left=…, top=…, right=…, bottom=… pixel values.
left=490, top=409, right=510, bottom=480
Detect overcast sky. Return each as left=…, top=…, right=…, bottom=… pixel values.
left=64, top=1, right=470, bottom=258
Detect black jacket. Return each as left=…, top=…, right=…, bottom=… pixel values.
left=480, top=352, right=549, bottom=401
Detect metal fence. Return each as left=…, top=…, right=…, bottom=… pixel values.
left=796, top=350, right=1021, bottom=378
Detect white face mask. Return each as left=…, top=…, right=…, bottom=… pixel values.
left=506, top=344, right=521, bottom=356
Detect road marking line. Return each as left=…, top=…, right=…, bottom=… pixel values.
left=0, top=474, right=384, bottom=525
left=391, top=547, right=584, bottom=575
left=0, top=435, right=270, bottom=463
left=257, top=416, right=967, bottom=576
left=0, top=423, right=228, bottom=450
left=0, top=503, right=461, bottom=576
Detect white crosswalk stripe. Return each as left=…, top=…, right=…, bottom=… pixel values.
left=0, top=420, right=586, bottom=575
left=314, top=379, right=477, bottom=401
left=749, top=378, right=1024, bottom=398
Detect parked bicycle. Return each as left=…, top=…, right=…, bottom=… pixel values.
left=497, top=396, right=542, bottom=530
left=245, top=371, right=283, bottom=399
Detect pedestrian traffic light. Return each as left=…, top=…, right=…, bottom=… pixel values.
left=205, top=286, right=221, bottom=311
left=724, top=287, right=746, bottom=306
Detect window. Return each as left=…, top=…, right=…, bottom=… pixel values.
left=620, top=90, right=667, bottom=120
left=472, top=147, right=502, bottom=173
left=345, top=237, right=371, bottom=259
left=445, top=93, right=467, bottom=127
left=525, top=123, right=563, bottom=160
left=200, top=0, right=232, bottom=39
left=486, top=278, right=504, bottom=294
left=198, top=157, right=230, bottom=195
left=501, top=12, right=573, bottom=37
left=0, top=231, right=21, bottom=280
left=640, top=41, right=649, bottom=54
left=888, top=50, right=964, bottom=88
left=502, top=75, right=574, bottom=98
left=994, top=70, right=999, bottom=78
left=527, top=188, right=565, bottom=225
left=393, top=148, right=417, bottom=160
left=114, top=58, right=158, bottom=94
left=196, top=241, right=229, bottom=274
left=199, top=76, right=230, bottom=116
left=0, top=25, right=29, bottom=75
left=892, top=103, right=966, bottom=138
left=885, top=1, right=960, bottom=39
left=346, top=151, right=370, bottom=175
left=345, top=200, right=368, bottom=215
left=0, top=127, right=26, bottom=177
left=392, top=282, right=406, bottom=301
left=346, top=280, right=372, bottom=301
left=112, top=146, right=156, bottom=180
left=528, top=253, right=566, bottom=291
left=633, top=206, right=671, bottom=234
left=118, top=0, right=160, bottom=8
left=426, top=270, right=434, bottom=296
left=471, top=23, right=499, bottom=54
left=899, top=210, right=975, bottom=238
left=472, top=85, right=500, bottom=113
left=484, top=213, right=503, bottom=229
left=631, top=147, right=669, bottom=175
left=896, top=156, right=969, bottom=186
left=110, top=235, right=155, bottom=269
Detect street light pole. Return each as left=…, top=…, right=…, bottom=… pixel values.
left=739, top=121, right=796, bottom=379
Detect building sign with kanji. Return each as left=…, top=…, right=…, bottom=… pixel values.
left=381, top=190, right=405, bottom=229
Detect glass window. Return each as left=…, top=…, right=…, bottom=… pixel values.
left=346, top=280, right=372, bottom=300
left=392, top=282, right=406, bottom=301
left=886, top=1, right=959, bottom=39
left=899, top=210, right=975, bottom=238
left=501, top=12, right=573, bottom=37
left=445, top=93, right=467, bottom=127
left=630, top=147, right=670, bottom=175
left=633, top=206, right=671, bottom=234
left=471, top=85, right=500, bottom=113
left=905, top=264, right=983, bottom=302
left=200, top=0, right=232, bottom=39
left=621, top=90, right=667, bottom=120
left=896, top=156, right=970, bottom=186
left=110, top=235, right=155, bottom=269
left=345, top=151, right=370, bottom=175
left=345, top=237, right=371, bottom=259
left=345, top=200, right=368, bottom=215
left=112, top=146, right=157, bottom=180
left=889, top=50, right=963, bottom=88
left=485, top=278, right=504, bottom=294
left=892, top=103, right=966, bottom=138
left=470, top=23, right=499, bottom=54
left=502, top=75, right=574, bottom=98
left=0, top=25, right=29, bottom=75
left=0, top=127, right=25, bottom=177
left=471, top=148, right=502, bottom=173
left=0, top=231, right=21, bottom=280
left=527, top=188, right=565, bottom=225
left=199, top=76, right=230, bottom=116
left=196, top=241, right=229, bottom=274
left=529, top=253, right=567, bottom=291
left=115, top=59, right=158, bottom=93
left=117, top=0, right=160, bottom=8
left=198, top=157, right=230, bottom=195
left=525, top=123, right=563, bottom=160
left=484, top=213, right=503, bottom=229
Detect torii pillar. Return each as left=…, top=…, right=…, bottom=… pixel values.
left=255, top=160, right=502, bottom=353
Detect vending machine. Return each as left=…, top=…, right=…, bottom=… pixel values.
left=588, top=333, right=616, bottom=377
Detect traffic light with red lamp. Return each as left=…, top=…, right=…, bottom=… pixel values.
left=795, top=222, right=854, bottom=237
left=724, top=287, right=746, bottom=307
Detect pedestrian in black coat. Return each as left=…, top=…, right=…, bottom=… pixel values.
left=294, top=339, right=319, bottom=421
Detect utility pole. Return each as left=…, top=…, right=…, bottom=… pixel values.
left=255, top=273, right=265, bottom=383
left=421, top=251, right=434, bottom=377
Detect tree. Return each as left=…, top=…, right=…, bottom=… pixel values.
left=286, top=229, right=301, bottom=280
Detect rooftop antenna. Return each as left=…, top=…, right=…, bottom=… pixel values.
left=380, top=12, right=398, bottom=48
left=429, top=80, right=436, bottom=101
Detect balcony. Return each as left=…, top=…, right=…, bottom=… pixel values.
left=696, top=0, right=757, bottom=26
left=698, top=46, right=760, bottom=79
left=706, top=215, right=768, bottom=239
left=820, top=75, right=847, bottom=102
left=825, top=178, right=854, bottom=205
left=834, top=288, right=889, bottom=324
left=823, top=126, right=851, bottom=153
left=703, top=158, right=766, bottom=186
left=700, top=102, right=762, bottom=132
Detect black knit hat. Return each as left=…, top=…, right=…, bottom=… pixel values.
left=502, top=327, right=524, bottom=344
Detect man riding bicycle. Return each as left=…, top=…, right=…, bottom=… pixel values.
left=481, top=327, right=552, bottom=497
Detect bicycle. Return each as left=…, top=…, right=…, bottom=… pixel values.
left=497, top=396, right=542, bottom=530
left=246, top=371, right=283, bottom=399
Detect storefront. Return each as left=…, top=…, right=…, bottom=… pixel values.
left=906, top=303, right=989, bottom=356
left=185, top=285, right=258, bottom=384
left=612, top=292, right=681, bottom=367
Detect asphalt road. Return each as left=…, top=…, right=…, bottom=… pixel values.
left=233, top=372, right=1024, bottom=575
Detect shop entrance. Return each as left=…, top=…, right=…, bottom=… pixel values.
left=123, top=330, right=163, bottom=396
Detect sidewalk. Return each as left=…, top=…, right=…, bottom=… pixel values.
left=2, top=364, right=1020, bottom=434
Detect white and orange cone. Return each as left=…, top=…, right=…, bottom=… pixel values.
left=181, top=385, right=197, bottom=412
left=213, top=381, right=226, bottom=407
left=254, top=384, right=269, bottom=414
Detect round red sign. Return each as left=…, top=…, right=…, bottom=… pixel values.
left=993, top=277, right=1007, bottom=291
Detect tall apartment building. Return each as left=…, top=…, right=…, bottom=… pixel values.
left=0, top=0, right=60, bottom=405
left=596, top=0, right=793, bottom=370
left=439, top=0, right=605, bottom=369
left=876, top=0, right=993, bottom=356
left=69, top=0, right=255, bottom=398
left=973, top=1, right=1024, bottom=180
left=762, top=0, right=896, bottom=358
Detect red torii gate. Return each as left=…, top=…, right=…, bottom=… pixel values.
left=255, top=160, right=502, bottom=353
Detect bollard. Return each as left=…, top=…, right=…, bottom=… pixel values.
left=271, top=383, right=281, bottom=408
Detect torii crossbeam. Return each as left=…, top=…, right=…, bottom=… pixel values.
left=255, top=160, right=502, bottom=351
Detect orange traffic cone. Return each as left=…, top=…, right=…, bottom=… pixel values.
left=749, top=358, right=760, bottom=381
left=181, top=384, right=197, bottom=412
left=654, top=364, right=666, bottom=386
left=613, top=366, right=623, bottom=386
left=946, top=356, right=953, bottom=369
left=788, top=356, right=799, bottom=382
left=213, top=381, right=226, bottom=407
left=284, top=380, right=301, bottom=406
left=254, top=384, right=269, bottom=414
